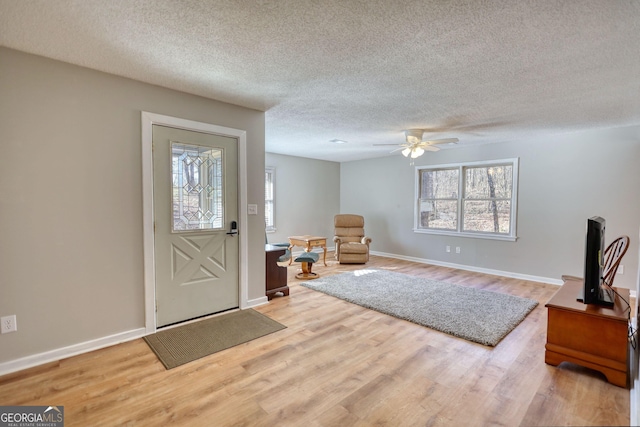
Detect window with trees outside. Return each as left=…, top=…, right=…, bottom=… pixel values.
left=265, top=167, right=275, bottom=232
left=415, top=158, right=519, bottom=240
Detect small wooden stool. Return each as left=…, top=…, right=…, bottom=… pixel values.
left=295, top=252, right=320, bottom=280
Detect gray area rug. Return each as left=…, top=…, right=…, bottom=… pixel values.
left=144, top=309, right=286, bottom=369
left=301, top=270, right=538, bottom=346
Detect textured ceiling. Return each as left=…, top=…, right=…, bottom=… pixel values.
left=1, top=0, right=639, bottom=162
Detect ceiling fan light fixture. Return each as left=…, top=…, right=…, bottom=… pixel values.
left=411, top=147, right=425, bottom=158
left=374, top=130, right=458, bottom=163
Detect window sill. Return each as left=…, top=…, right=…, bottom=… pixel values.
left=412, top=228, right=518, bottom=242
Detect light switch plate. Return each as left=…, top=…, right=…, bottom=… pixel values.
left=248, top=204, right=258, bottom=215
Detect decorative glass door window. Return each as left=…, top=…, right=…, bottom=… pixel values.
left=171, top=141, right=223, bottom=231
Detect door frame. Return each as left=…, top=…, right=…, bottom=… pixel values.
left=141, top=111, right=248, bottom=334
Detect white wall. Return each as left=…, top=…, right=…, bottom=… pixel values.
left=340, top=126, right=640, bottom=289
left=265, top=153, right=340, bottom=250
left=0, top=47, right=266, bottom=365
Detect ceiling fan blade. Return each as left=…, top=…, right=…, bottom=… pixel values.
left=422, top=138, right=459, bottom=145
left=373, top=132, right=457, bottom=157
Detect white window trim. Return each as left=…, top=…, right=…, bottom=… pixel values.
left=265, top=166, right=276, bottom=233
left=413, top=158, right=519, bottom=241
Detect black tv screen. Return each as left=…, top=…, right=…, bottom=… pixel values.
left=582, top=216, right=613, bottom=307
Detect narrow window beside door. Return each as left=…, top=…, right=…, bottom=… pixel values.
left=265, top=167, right=276, bottom=232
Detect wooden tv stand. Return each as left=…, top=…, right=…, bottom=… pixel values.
left=545, top=277, right=630, bottom=387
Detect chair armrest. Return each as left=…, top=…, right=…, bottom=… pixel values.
left=333, top=236, right=342, bottom=244
left=361, top=236, right=372, bottom=245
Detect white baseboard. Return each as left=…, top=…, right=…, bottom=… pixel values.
left=0, top=296, right=278, bottom=377
left=2, top=250, right=631, bottom=392
left=0, top=327, right=146, bottom=377
left=370, top=250, right=564, bottom=286
left=368, top=251, right=637, bottom=297
left=246, top=296, right=269, bottom=308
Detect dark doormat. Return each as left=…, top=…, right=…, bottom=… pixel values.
left=144, top=309, right=286, bottom=369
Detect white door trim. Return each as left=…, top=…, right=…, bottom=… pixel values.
left=141, top=111, right=249, bottom=334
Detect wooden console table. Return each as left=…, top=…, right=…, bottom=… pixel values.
left=265, top=244, right=289, bottom=300
left=287, top=235, right=327, bottom=266
left=545, top=277, right=630, bottom=387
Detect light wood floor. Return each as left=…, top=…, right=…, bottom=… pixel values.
left=0, top=254, right=631, bottom=426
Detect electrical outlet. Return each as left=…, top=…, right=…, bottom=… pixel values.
left=455, top=247, right=461, bottom=254
left=446, top=245, right=451, bottom=253
left=1, top=315, right=17, bottom=334
left=618, top=265, right=624, bottom=275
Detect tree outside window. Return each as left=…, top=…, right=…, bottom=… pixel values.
left=416, top=159, right=518, bottom=240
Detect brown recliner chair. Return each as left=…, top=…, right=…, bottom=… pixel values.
left=333, top=214, right=372, bottom=264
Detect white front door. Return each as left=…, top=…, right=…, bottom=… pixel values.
left=152, top=125, right=239, bottom=327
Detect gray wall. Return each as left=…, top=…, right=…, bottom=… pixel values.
left=341, top=126, right=640, bottom=289
left=265, top=152, right=340, bottom=250
left=2, top=45, right=638, bottom=370
left=0, top=47, right=266, bottom=363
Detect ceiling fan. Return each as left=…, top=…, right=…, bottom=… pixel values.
left=374, top=129, right=459, bottom=159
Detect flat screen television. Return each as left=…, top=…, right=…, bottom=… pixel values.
left=579, top=216, right=614, bottom=307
